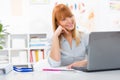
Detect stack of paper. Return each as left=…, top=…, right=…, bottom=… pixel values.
left=0, top=63, right=13, bottom=75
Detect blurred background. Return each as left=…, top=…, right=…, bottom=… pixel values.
left=0, top=0, right=120, bottom=34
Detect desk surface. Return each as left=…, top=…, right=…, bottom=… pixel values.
left=0, top=70, right=120, bottom=80
left=1, top=60, right=120, bottom=80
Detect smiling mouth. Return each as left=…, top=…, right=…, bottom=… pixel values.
left=67, top=24, right=73, bottom=27
left=68, top=25, right=74, bottom=28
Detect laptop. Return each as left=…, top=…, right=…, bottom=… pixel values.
left=72, top=31, right=120, bottom=72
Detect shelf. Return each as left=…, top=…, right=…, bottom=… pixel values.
left=0, top=50, right=9, bottom=64
left=10, top=50, right=28, bottom=65
left=0, top=33, right=47, bottom=65
left=10, top=34, right=28, bottom=48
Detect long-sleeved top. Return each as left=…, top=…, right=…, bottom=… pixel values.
left=46, top=32, right=89, bottom=67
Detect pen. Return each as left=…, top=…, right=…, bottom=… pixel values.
left=42, top=68, right=74, bottom=71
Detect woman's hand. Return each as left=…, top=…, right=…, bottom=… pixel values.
left=54, top=26, right=69, bottom=37
left=67, top=60, right=88, bottom=69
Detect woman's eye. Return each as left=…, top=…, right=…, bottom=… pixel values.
left=70, top=16, right=73, bottom=18
left=61, top=18, right=66, bottom=21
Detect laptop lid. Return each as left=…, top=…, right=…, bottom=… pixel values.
left=87, top=31, right=120, bottom=71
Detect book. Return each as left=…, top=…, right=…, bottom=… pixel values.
left=29, top=50, right=44, bottom=63
left=0, top=63, right=13, bottom=75
left=34, top=50, right=39, bottom=62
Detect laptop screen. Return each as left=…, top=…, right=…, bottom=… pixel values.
left=87, top=31, right=120, bottom=71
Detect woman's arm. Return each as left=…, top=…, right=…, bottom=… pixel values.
left=49, top=26, right=69, bottom=67
left=50, top=34, right=61, bottom=61
left=49, top=26, right=68, bottom=61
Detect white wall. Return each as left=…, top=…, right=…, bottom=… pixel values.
left=0, top=0, right=53, bottom=34
left=0, top=0, right=120, bottom=34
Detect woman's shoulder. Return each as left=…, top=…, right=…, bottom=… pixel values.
left=77, top=30, right=89, bottom=45
left=77, top=30, right=89, bottom=38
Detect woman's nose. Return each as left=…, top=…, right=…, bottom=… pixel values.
left=67, top=18, right=72, bottom=23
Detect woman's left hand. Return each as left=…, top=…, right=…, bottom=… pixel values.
left=67, top=60, right=87, bottom=69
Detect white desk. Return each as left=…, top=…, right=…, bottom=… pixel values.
left=0, top=70, right=120, bottom=80
left=1, top=60, right=120, bottom=80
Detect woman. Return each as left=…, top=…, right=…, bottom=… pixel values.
left=47, top=4, right=89, bottom=69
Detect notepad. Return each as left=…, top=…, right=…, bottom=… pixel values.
left=42, top=68, right=75, bottom=71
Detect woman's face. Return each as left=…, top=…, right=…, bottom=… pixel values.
left=58, top=16, right=75, bottom=31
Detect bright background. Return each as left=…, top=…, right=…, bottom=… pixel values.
left=0, top=0, right=120, bottom=34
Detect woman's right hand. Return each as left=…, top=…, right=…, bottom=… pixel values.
left=54, top=26, right=69, bottom=37
left=67, top=60, right=88, bottom=69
